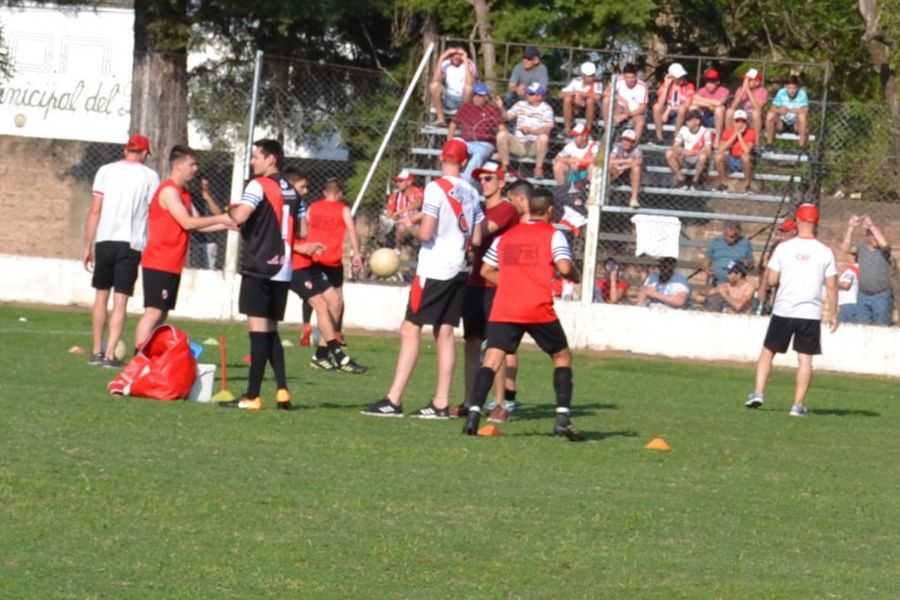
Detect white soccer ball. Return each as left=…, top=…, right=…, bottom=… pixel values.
left=369, top=247, right=400, bottom=278
left=101, top=339, right=128, bottom=360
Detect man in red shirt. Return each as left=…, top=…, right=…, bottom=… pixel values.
left=594, top=257, right=628, bottom=303
left=133, top=146, right=235, bottom=353
left=689, top=68, right=730, bottom=141
left=714, top=109, right=757, bottom=193
left=462, top=187, right=583, bottom=441
left=447, top=83, right=505, bottom=182
left=384, top=169, right=424, bottom=253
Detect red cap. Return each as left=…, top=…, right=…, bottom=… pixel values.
left=125, top=134, right=151, bottom=153
left=795, top=203, right=819, bottom=225
left=704, top=68, right=720, bottom=81
left=472, top=161, right=504, bottom=180
left=779, top=218, right=797, bottom=232
left=440, top=138, right=468, bottom=164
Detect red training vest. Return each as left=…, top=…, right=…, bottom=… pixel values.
left=294, top=199, right=346, bottom=269
left=141, top=179, right=193, bottom=275
left=489, top=221, right=559, bottom=324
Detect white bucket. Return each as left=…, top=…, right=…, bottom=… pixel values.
left=188, top=363, right=216, bottom=402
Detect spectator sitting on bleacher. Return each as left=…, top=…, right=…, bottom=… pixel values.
left=429, top=45, right=476, bottom=126
left=714, top=109, right=757, bottom=193
left=608, top=128, right=643, bottom=208
left=504, top=46, right=549, bottom=108
left=560, top=62, right=607, bottom=132
left=764, top=75, right=809, bottom=154
left=447, top=82, right=505, bottom=182
left=552, top=123, right=599, bottom=187
left=727, top=68, right=768, bottom=133
left=665, top=109, right=712, bottom=190
left=652, top=62, right=696, bottom=144
left=383, top=169, right=424, bottom=253
left=637, top=257, right=691, bottom=309
left=702, top=260, right=755, bottom=313
left=594, top=257, right=628, bottom=303
left=612, top=63, right=649, bottom=142
left=689, top=68, right=729, bottom=141
left=703, top=220, right=754, bottom=286
left=497, top=82, right=554, bottom=178
left=837, top=249, right=860, bottom=324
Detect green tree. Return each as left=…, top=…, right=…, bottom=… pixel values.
left=0, top=20, right=13, bottom=85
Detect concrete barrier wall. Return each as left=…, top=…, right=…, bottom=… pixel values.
left=4, top=253, right=897, bottom=378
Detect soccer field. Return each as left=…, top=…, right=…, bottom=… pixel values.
left=1, top=304, right=897, bottom=599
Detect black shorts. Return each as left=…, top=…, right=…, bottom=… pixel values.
left=779, top=119, right=797, bottom=133
left=142, top=267, right=181, bottom=311
left=239, top=276, right=290, bottom=320
left=405, top=273, right=467, bottom=327
left=92, top=241, right=140, bottom=295
left=290, top=267, right=332, bottom=301
left=764, top=314, right=821, bottom=355
left=320, top=264, right=344, bottom=288
left=462, top=285, right=496, bottom=340
left=485, top=320, right=569, bottom=355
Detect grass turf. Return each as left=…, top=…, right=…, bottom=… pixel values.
left=0, top=304, right=897, bottom=599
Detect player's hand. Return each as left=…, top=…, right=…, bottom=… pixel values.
left=218, top=214, right=239, bottom=230
left=848, top=214, right=861, bottom=228
left=829, top=314, right=839, bottom=333
left=295, top=242, right=326, bottom=257
left=201, top=178, right=211, bottom=194
left=351, top=255, right=363, bottom=272
left=82, top=247, right=93, bottom=272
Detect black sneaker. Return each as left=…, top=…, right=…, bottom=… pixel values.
left=361, top=397, right=404, bottom=418
left=553, top=416, right=584, bottom=442
left=309, top=355, right=336, bottom=371
left=463, top=410, right=481, bottom=435
left=410, top=403, right=450, bottom=420
left=88, top=352, right=104, bottom=366
left=679, top=182, right=691, bottom=190
left=335, top=356, right=367, bottom=374
left=102, top=357, right=124, bottom=369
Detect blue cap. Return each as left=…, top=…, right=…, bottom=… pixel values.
left=526, top=82, right=545, bottom=96
left=473, top=83, right=489, bottom=95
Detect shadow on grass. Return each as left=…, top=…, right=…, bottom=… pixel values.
left=809, top=408, right=881, bottom=417
left=511, top=402, right=618, bottom=421
left=511, top=429, right=639, bottom=442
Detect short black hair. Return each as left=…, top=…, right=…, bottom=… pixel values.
left=169, top=144, right=196, bottom=165
left=528, top=187, right=554, bottom=216
left=253, top=139, right=285, bottom=169
left=283, top=167, right=308, bottom=184
left=787, top=74, right=801, bottom=86
left=659, top=256, right=677, bottom=269
left=505, top=179, right=533, bottom=199
left=622, top=63, right=637, bottom=75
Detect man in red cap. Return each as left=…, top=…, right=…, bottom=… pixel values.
left=746, top=203, right=838, bottom=417
left=362, top=139, right=483, bottom=419
left=689, top=68, right=730, bottom=141
left=82, top=133, right=159, bottom=367
left=384, top=169, right=423, bottom=253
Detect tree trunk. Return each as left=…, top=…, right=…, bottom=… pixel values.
left=858, top=0, right=900, bottom=160
left=130, top=0, right=189, bottom=174
left=470, top=0, right=496, bottom=87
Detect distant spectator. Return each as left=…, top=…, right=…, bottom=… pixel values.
left=756, top=219, right=797, bottom=311
left=429, top=45, right=476, bottom=126
left=839, top=214, right=893, bottom=325
left=764, top=75, right=809, bottom=153
left=594, top=257, right=628, bottom=303
left=560, top=62, right=607, bottom=132
left=703, top=260, right=755, bottom=313
left=637, top=257, right=691, bottom=309
left=689, top=68, right=729, bottom=140
left=837, top=250, right=860, bottom=324
left=652, top=62, right=696, bottom=143
left=727, top=68, right=768, bottom=133
left=608, top=128, right=643, bottom=208
left=611, top=63, right=649, bottom=142
left=497, top=82, right=554, bottom=178
left=714, top=109, right=756, bottom=193
left=703, top=221, right=754, bottom=286
left=505, top=45, right=549, bottom=108
left=383, top=169, right=423, bottom=252
left=552, top=123, right=599, bottom=186
left=665, top=109, right=712, bottom=190
left=447, top=82, right=505, bottom=181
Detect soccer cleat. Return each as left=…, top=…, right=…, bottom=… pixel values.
left=276, top=388, right=293, bottom=411
left=410, top=403, right=450, bottom=420
left=88, top=352, right=105, bottom=365
left=361, top=397, right=404, bottom=418
left=309, top=355, right=337, bottom=371
left=745, top=392, right=765, bottom=409
left=300, top=324, right=312, bottom=347
left=218, top=396, right=262, bottom=410
left=102, top=356, right=125, bottom=369
left=789, top=404, right=808, bottom=417
left=553, top=415, right=584, bottom=442
left=448, top=403, right=469, bottom=418
left=335, top=356, right=367, bottom=374
left=488, top=405, right=510, bottom=423
left=462, top=410, right=481, bottom=435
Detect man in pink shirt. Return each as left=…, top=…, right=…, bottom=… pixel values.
left=689, top=68, right=729, bottom=141
left=727, top=68, right=768, bottom=133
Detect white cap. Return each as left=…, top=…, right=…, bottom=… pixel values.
left=745, top=68, right=760, bottom=80
left=569, top=123, right=589, bottom=136
left=668, top=62, right=688, bottom=78
left=395, top=168, right=414, bottom=181
left=733, top=109, right=748, bottom=121
left=622, top=128, right=637, bottom=141
left=580, top=62, right=596, bottom=76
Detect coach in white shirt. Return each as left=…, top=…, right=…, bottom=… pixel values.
left=745, top=204, right=838, bottom=417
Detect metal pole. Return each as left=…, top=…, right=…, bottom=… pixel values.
left=812, top=62, right=831, bottom=203
left=245, top=50, right=264, bottom=176
left=351, top=42, right=436, bottom=216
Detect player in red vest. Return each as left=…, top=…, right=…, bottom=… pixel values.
left=133, top=145, right=235, bottom=352
left=463, top=187, right=583, bottom=440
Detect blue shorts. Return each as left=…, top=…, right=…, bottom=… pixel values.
left=726, top=155, right=746, bottom=173
left=443, top=92, right=464, bottom=111
left=700, top=110, right=716, bottom=128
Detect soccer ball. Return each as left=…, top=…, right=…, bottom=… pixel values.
left=100, top=339, right=128, bottom=360
left=369, top=247, right=400, bottom=278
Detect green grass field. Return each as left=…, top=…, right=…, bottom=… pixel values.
left=1, top=303, right=897, bottom=599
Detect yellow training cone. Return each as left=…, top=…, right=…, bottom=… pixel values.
left=644, top=437, right=671, bottom=451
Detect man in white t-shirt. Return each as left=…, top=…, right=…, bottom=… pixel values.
left=837, top=249, right=860, bottom=324
left=746, top=204, right=838, bottom=417
left=612, top=63, right=649, bottom=142
left=428, top=45, right=476, bottom=126
left=665, top=109, right=712, bottom=189
left=496, top=81, right=555, bottom=178
left=560, top=62, right=607, bottom=132
left=362, top=139, right=484, bottom=419
left=82, top=134, right=160, bottom=367
left=552, top=123, right=599, bottom=186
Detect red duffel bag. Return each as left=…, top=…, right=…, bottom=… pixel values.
left=108, top=325, right=197, bottom=400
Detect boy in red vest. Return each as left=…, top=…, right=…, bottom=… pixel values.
left=133, top=145, right=235, bottom=354
left=462, top=187, right=583, bottom=440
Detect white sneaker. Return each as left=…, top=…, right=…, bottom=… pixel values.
left=789, top=404, right=808, bottom=417
left=745, top=392, right=764, bottom=408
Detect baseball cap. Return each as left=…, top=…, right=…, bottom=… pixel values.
left=395, top=168, right=414, bottom=181
left=621, top=129, right=637, bottom=141
left=569, top=123, right=590, bottom=137
left=733, top=109, right=748, bottom=121
left=526, top=82, right=545, bottom=96
left=668, top=62, right=688, bottom=79
left=744, top=68, right=761, bottom=81
left=472, top=160, right=503, bottom=180
left=727, top=260, right=747, bottom=275
left=440, top=138, right=468, bottom=164
left=779, top=218, right=797, bottom=232
left=473, top=82, right=489, bottom=96
left=704, top=68, right=720, bottom=81
left=580, top=62, right=597, bottom=76
left=125, top=134, right=151, bottom=153
left=523, top=46, right=540, bottom=59
left=795, top=203, right=819, bottom=224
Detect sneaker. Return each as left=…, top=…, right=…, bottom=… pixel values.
left=335, top=356, right=367, bottom=374
left=276, top=388, right=293, bottom=411
left=218, top=396, right=262, bottom=410
left=789, top=404, right=808, bottom=417
left=628, top=197, right=641, bottom=209
left=448, top=403, right=469, bottom=418
left=745, top=391, right=765, bottom=408
left=361, top=397, right=404, bottom=418
left=679, top=181, right=691, bottom=191
left=102, top=356, right=125, bottom=369
left=553, top=416, right=584, bottom=442
left=300, top=324, right=312, bottom=347
left=309, top=355, right=337, bottom=371
left=504, top=400, right=519, bottom=413
left=462, top=410, right=481, bottom=435
left=488, top=405, right=510, bottom=423
left=410, top=403, right=450, bottom=420
left=484, top=399, right=498, bottom=411
left=763, top=144, right=775, bottom=154
left=88, top=352, right=105, bottom=366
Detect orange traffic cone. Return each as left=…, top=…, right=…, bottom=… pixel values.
left=644, top=437, right=671, bottom=451
left=477, top=424, right=502, bottom=437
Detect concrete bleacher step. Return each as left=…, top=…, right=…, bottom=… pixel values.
left=638, top=142, right=808, bottom=163
left=611, top=185, right=783, bottom=203
left=643, top=165, right=800, bottom=183
left=600, top=205, right=783, bottom=224
left=646, top=122, right=815, bottom=141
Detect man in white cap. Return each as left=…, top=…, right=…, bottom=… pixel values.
left=552, top=123, right=599, bottom=186
left=727, top=67, right=768, bottom=133
left=714, top=108, right=757, bottom=193
left=496, top=81, right=554, bottom=178
left=384, top=169, right=423, bottom=252
left=560, top=62, right=606, bottom=132
left=746, top=203, right=838, bottom=417
left=652, top=62, right=696, bottom=144
left=608, top=129, right=643, bottom=208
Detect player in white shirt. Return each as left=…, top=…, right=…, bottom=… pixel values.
left=363, top=139, right=484, bottom=420
left=665, top=109, right=713, bottom=189
left=746, top=204, right=838, bottom=417
left=82, top=134, right=160, bottom=367
left=552, top=123, right=599, bottom=185
left=612, top=63, right=649, bottom=142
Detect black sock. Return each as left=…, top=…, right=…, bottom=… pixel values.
left=268, top=331, right=287, bottom=389
left=302, top=301, right=313, bottom=325
left=504, top=389, right=517, bottom=403
left=470, top=367, right=496, bottom=411
left=315, top=345, right=329, bottom=360
left=553, top=367, right=573, bottom=411
left=246, top=332, right=269, bottom=398
left=327, top=339, right=347, bottom=363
